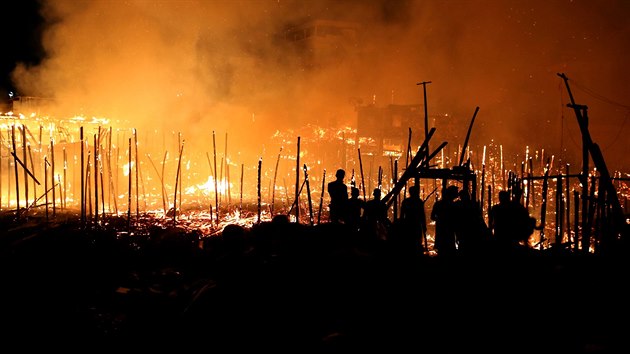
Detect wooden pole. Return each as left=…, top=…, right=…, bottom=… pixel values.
left=147, top=153, right=167, bottom=214
left=257, top=157, right=262, bottom=224
left=295, top=136, right=300, bottom=223
left=134, top=128, right=139, bottom=218
left=127, top=138, right=132, bottom=228
left=22, top=125, right=28, bottom=211
left=172, top=139, right=184, bottom=225
left=393, top=159, right=398, bottom=221
left=358, top=148, right=366, bottom=200
left=566, top=164, right=572, bottom=248
left=212, top=131, right=219, bottom=223
left=271, top=147, right=282, bottom=216
left=63, top=148, right=67, bottom=210
left=317, top=169, right=326, bottom=224
left=94, top=134, right=98, bottom=223
left=459, top=106, right=480, bottom=166
left=12, top=125, right=20, bottom=219
left=44, top=157, right=48, bottom=221
left=240, top=163, right=244, bottom=216
left=80, top=127, right=85, bottom=225
left=304, top=164, right=313, bottom=226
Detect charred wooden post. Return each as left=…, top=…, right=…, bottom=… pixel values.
left=21, top=125, right=28, bottom=212
left=318, top=169, right=326, bottom=225
left=80, top=127, right=85, bottom=225
left=212, top=131, right=219, bottom=223
left=11, top=125, right=20, bottom=219
left=134, top=129, right=139, bottom=218
left=63, top=148, right=67, bottom=210
left=358, top=148, right=366, bottom=200
left=539, top=159, right=551, bottom=250
left=393, top=159, right=398, bottom=221
left=44, top=157, right=48, bottom=221
left=239, top=163, right=244, bottom=216
left=558, top=72, right=627, bottom=251
left=173, top=139, right=184, bottom=225
left=127, top=138, right=132, bottom=228
left=94, top=134, right=98, bottom=223
left=257, top=157, right=262, bottom=224
left=565, top=164, right=571, bottom=246
left=459, top=106, right=480, bottom=167
left=304, top=164, right=314, bottom=226
left=271, top=147, right=282, bottom=216
left=295, top=136, right=300, bottom=223
left=555, top=174, right=563, bottom=247
left=417, top=80, right=432, bottom=163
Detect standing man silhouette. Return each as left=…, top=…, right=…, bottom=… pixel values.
left=327, top=169, right=348, bottom=223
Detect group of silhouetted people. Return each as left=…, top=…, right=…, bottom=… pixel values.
left=326, top=168, right=537, bottom=257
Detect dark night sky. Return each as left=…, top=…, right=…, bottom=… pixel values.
left=0, top=0, right=44, bottom=97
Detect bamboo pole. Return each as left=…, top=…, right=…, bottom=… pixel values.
left=393, top=160, right=398, bottom=221
left=295, top=136, right=300, bottom=223
left=566, top=164, right=571, bottom=248
left=271, top=147, right=282, bottom=216
left=63, top=148, right=67, bottom=210
left=147, top=153, right=167, bottom=214
left=257, top=157, right=262, bottom=223
left=86, top=151, right=92, bottom=220
left=178, top=132, right=183, bottom=213
left=12, top=125, right=20, bottom=218
left=224, top=132, right=228, bottom=207
left=573, top=190, right=580, bottom=251
left=358, top=148, right=366, bottom=200
left=93, top=134, right=98, bottom=223
left=480, top=146, right=486, bottom=219
left=134, top=128, right=139, bottom=218
left=0, top=132, right=3, bottom=209
left=44, top=157, right=48, bottom=221
left=127, top=138, right=132, bottom=228
left=28, top=145, right=36, bottom=210
left=304, top=164, right=313, bottom=226
left=539, top=159, right=551, bottom=250
left=80, top=127, right=85, bottom=225
left=240, top=163, right=244, bottom=216
left=212, top=131, right=219, bottom=223
left=317, top=169, right=326, bottom=224
left=22, top=125, right=28, bottom=211
left=172, top=139, right=184, bottom=225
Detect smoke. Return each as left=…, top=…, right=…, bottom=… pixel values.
left=11, top=0, right=630, bottom=171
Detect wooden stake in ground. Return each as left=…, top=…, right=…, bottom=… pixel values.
left=11, top=125, right=20, bottom=218
left=44, top=157, right=48, bottom=221
left=295, top=136, right=300, bottom=223
left=134, top=128, right=139, bottom=218
left=271, top=147, right=282, bottom=216
left=21, top=125, right=28, bottom=211
left=172, top=139, right=184, bottom=225
left=358, top=148, right=366, bottom=200
left=127, top=138, right=132, bottom=229
left=304, top=164, right=313, bottom=226
left=240, top=163, right=244, bottom=216
left=317, top=169, right=326, bottom=225
left=93, top=134, right=98, bottom=223
left=80, top=127, right=85, bottom=225
left=257, top=157, right=262, bottom=224
left=212, top=131, right=219, bottom=223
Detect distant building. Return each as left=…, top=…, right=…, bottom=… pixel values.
left=283, top=19, right=359, bottom=68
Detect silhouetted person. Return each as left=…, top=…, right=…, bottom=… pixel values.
left=346, top=186, right=364, bottom=231
left=327, top=169, right=348, bottom=223
left=489, top=189, right=533, bottom=251
left=361, top=188, right=390, bottom=244
left=430, top=185, right=459, bottom=257
left=400, top=184, right=428, bottom=255
left=454, top=188, right=489, bottom=255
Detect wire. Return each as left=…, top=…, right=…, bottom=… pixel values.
left=568, top=78, right=630, bottom=151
